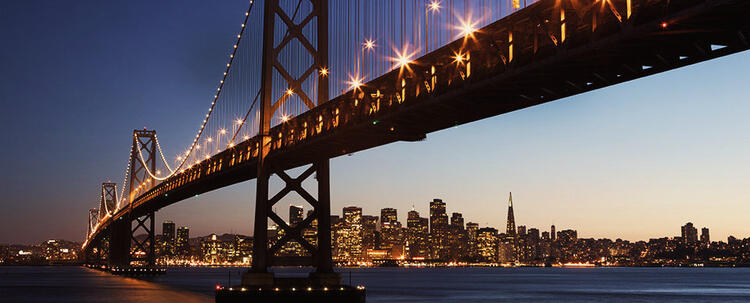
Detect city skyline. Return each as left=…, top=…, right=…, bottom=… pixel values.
left=8, top=197, right=744, bottom=267
left=2, top=0, right=750, bottom=245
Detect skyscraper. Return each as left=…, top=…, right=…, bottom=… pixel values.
left=406, top=210, right=429, bottom=258
left=551, top=225, right=556, bottom=241
left=505, top=193, right=518, bottom=261
left=362, top=215, right=379, bottom=255
left=429, top=199, right=449, bottom=259
left=506, top=192, right=516, bottom=237
left=336, top=206, right=363, bottom=261
left=450, top=212, right=464, bottom=230
left=176, top=226, right=190, bottom=256
left=477, top=227, right=499, bottom=263
left=466, top=222, right=480, bottom=259
left=289, top=205, right=303, bottom=226
left=163, top=221, right=176, bottom=241
left=681, top=222, right=698, bottom=244
left=448, top=212, right=468, bottom=261
left=162, top=221, right=176, bottom=256
left=380, top=208, right=398, bottom=225
left=429, top=199, right=448, bottom=232
left=302, top=210, right=317, bottom=247
left=700, top=227, right=710, bottom=245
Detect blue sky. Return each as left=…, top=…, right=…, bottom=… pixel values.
left=1, top=0, right=749, bottom=244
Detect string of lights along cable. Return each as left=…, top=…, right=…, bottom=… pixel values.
left=85, top=0, right=536, bottom=242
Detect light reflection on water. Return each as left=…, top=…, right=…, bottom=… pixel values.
left=2, top=266, right=750, bottom=302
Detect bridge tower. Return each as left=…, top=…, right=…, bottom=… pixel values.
left=109, top=130, right=158, bottom=268
left=99, top=182, right=117, bottom=217
left=245, top=0, right=336, bottom=286
left=85, top=208, right=101, bottom=265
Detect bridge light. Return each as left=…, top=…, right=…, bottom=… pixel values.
left=244, top=135, right=250, bottom=140
left=236, top=119, right=243, bottom=125
left=220, top=129, right=227, bottom=134
left=453, top=52, right=465, bottom=63
left=207, top=138, right=213, bottom=142
left=319, top=68, right=328, bottom=76
left=660, top=21, right=668, bottom=29
left=347, top=75, right=363, bottom=90
left=428, top=1, right=441, bottom=12
left=396, top=54, right=412, bottom=68
left=286, top=88, right=294, bottom=96
left=363, top=39, right=375, bottom=50
left=392, top=45, right=417, bottom=73
left=460, top=20, right=477, bottom=37
left=281, top=115, right=289, bottom=122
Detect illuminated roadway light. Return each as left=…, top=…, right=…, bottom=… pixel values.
left=281, top=115, right=289, bottom=122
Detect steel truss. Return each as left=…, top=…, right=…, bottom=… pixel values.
left=252, top=0, right=332, bottom=274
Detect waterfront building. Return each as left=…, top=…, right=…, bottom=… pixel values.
left=200, top=234, right=227, bottom=263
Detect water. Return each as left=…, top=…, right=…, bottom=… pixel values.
left=1, top=266, right=750, bottom=302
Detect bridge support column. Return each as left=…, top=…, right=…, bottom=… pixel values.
left=243, top=0, right=339, bottom=288
left=131, top=212, right=156, bottom=267
left=108, top=218, right=131, bottom=268
left=244, top=158, right=339, bottom=286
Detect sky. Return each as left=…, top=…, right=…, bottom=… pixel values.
left=1, top=0, right=749, bottom=245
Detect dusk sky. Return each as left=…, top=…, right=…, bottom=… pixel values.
left=1, top=0, right=749, bottom=245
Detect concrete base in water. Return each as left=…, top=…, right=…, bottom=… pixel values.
left=217, top=273, right=365, bottom=303
left=82, top=264, right=166, bottom=276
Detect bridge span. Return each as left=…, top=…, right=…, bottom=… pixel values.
left=83, top=0, right=750, bottom=287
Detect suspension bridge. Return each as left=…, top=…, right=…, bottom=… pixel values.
left=82, top=0, right=749, bottom=291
